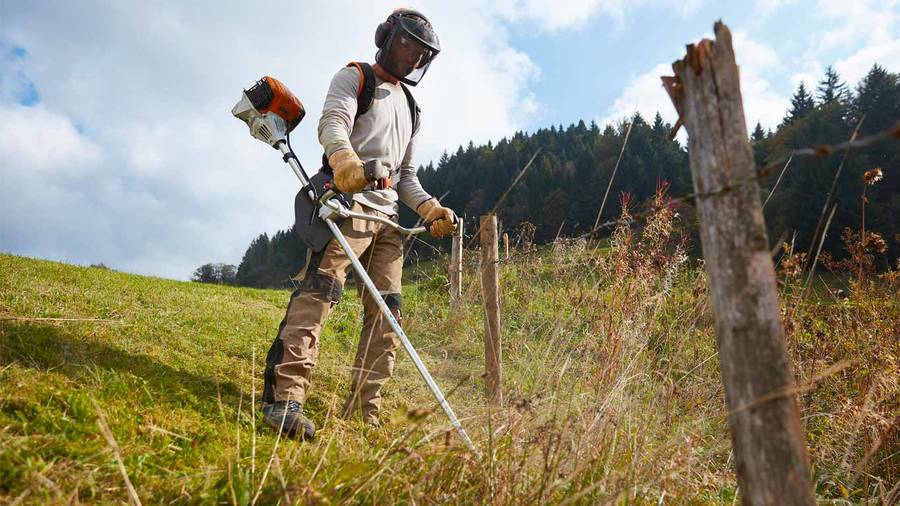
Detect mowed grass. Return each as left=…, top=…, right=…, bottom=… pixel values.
left=0, top=253, right=474, bottom=504
left=1, top=224, right=897, bottom=505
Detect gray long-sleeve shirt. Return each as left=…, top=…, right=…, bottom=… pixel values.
left=318, top=66, right=432, bottom=216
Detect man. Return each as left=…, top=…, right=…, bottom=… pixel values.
left=261, top=8, right=457, bottom=440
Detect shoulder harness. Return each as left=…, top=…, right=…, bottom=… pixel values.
left=321, top=62, right=420, bottom=171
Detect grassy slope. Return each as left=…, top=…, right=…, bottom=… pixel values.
left=1, top=245, right=897, bottom=504
left=0, top=253, right=469, bottom=503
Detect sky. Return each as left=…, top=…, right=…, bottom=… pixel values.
left=1, top=0, right=897, bottom=280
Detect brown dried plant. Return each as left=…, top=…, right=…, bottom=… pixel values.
left=780, top=243, right=807, bottom=278
left=863, top=167, right=883, bottom=185
left=820, top=228, right=887, bottom=275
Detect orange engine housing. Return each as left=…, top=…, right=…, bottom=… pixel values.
left=245, top=76, right=305, bottom=131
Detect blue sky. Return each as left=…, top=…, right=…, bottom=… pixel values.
left=3, top=46, right=39, bottom=106
left=506, top=1, right=897, bottom=134
left=1, top=1, right=897, bottom=279
left=508, top=3, right=759, bottom=127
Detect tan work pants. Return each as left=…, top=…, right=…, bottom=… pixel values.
left=263, top=203, right=403, bottom=423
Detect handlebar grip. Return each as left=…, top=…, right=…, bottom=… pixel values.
left=425, top=213, right=459, bottom=235
left=364, top=159, right=391, bottom=183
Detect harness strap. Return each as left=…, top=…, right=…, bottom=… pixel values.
left=321, top=62, right=420, bottom=174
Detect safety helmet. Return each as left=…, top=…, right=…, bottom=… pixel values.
left=374, top=8, right=440, bottom=86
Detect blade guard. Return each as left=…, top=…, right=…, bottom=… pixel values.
left=294, top=171, right=351, bottom=252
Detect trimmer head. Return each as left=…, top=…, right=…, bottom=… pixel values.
left=232, top=76, right=305, bottom=147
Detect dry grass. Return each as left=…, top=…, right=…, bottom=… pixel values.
left=1, top=185, right=897, bottom=503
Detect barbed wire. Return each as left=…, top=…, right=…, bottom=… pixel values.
left=405, top=121, right=899, bottom=269
left=464, top=149, right=542, bottom=251
left=758, top=121, right=898, bottom=177
left=571, top=121, right=900, bottom=241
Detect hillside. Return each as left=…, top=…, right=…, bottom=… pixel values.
left=1, top=211, right=898, bottom=504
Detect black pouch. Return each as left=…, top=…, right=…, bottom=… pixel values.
left=294, top=169, right=350, bottom=252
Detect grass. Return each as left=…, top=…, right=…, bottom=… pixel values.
left=1, top=200, right=897, bottom=503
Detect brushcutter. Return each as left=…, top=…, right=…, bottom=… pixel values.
left=232, top=76, right=477, bottom=456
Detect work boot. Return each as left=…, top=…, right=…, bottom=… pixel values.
left=362, top=412, right=383, bottom=428
left=262, top=400, right=316, bottom=440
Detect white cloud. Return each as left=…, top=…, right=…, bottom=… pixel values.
left=496, top=0, right=703, bottom=32
left=816, top=0, right=899, bottom=52
left=598, top=31, right=789, bottom=136
left=790, top=0, right=899, bottom=93
left=0, top=104, right=101, bottom=172
left=752, top=0, right=798, bottom=19
left=597, top=63, right=676, bottom=128
left=730, top=31, right=792, bottom=128
left=412, top=3, right=541, bottom=156
left=733, top=31, right=784, bottom=72
left=0, top=1, right=541, bottom=279
left=497, top=0, right=615, bottom=31
left=789, top=69, right=822, bottom=94
left=835, top=39, right=900, bottom=85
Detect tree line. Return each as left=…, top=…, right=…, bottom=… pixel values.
left=195, top=63, right=898, bottom=288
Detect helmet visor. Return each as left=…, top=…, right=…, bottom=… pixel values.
left=397, top=16, right=440, bottom=54
left=379, top=16, right=440, bottom=86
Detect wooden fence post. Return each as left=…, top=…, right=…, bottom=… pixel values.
left=450, top=219, right=463, bottom=312
left=480, top=215, right=502, bottom=403
left=503, top=233, right=510, bottom=260
left=662, top=22, right=814, bottom=505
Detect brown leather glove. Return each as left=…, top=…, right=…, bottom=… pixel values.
left=329, top=149, right=366, bottom=193
left=417, top=198, right=458, bottom=238
left=330, top=150, right=391, bottom=193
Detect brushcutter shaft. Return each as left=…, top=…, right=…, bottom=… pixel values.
left=277, top=140, right=477, bottom=456
left=324, top=218, right=478, bottom=456
left=277, top=142, right=316, bottom=202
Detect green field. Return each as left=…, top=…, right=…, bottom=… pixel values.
left=1, top=233, right=897, bottom=504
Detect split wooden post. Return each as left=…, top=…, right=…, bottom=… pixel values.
left=662, top=22, right=814, bottom=505
left=503, top=233, right=510, bottom=260
left=449, top=219, right=463, bottom=312
left=480, top=215, right=502, bottom=403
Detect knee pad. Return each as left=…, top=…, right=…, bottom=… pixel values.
left=383, top=293, right=402, bottom=325
left=298, top=272, right=343, bottom=302
left=297, top=251, right=343, bottom=302
left=262, top=336, right=284, bottom=404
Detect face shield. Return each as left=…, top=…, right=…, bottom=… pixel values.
left=377, top=15, right=440, bottom=86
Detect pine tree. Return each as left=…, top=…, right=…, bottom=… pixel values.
left=751, top=122, right=766, bottom=142
left=817, top=66, right=848, bottom=104
left=652, top=112, right=667, bottom=136
left=852, top=64, right=900, bottom=134
left=437, top=151, right=450, bottom=169
left=848, top=64, right=900, bottom=257
left=782, top=82, right=816, bottom=126
left=236, top=233, right=271, bottom=287
left=750, top=122, right=769, bottom=167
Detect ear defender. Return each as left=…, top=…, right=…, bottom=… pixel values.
left=374, top=19, right=392, bottom=48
